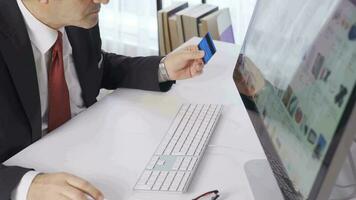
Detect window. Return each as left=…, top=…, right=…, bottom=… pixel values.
left=162, top=0, right=202, bottom=8
left=99, top=0, right=159, bottom=56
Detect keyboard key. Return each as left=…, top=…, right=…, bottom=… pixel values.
left=177, top=172, right=191, bottom=192
left=187, top=147, right=196, bottom=156
left=152, top=183, right=162, bottom=191
left=156, top=159, right=165, bottom=166
left=137, top=170, right=152, bottom=185
left=146, top=156, right=159, bottom=170
left=135, top=184, right=152, bottom=190
left=157, top=171, right=168, bottom=183
left=188, top=157, right=198, bottom=171
left=164, top=142, right=176, bottom=155
left=169, top=172, right=185, bottom=191
left=146, top=171, right=160, bottom=186
left=180, top=157, right=192, bottom=171
left=172, top=157, right=184, bottom=170
left=152, top=171, right=168, bottom=190
left=161, top=172, right=176, bottom=191
left=195, top=142, right=206, bottom=156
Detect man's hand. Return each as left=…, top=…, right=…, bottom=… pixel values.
left=164, top=45, right=205, bottom=80
left=233, top=55, right=265, bottom=97
left=27, top=172, right=104, bottom=200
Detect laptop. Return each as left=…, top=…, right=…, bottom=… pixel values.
left=233, top=0, right=356, bottom=199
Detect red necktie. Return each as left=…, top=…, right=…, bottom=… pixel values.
left=48, top=32, right=71, bottom=132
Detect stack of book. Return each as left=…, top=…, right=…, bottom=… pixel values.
left=158, top=2, right=235, bottom=55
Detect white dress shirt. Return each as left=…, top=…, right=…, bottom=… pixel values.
left=16, top=0, right=86, bottom=135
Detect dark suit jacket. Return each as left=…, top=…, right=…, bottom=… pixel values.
left=0, top=0, right=175, bottom=198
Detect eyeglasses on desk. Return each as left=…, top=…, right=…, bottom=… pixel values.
left=192, top=190, right=220, bottom=200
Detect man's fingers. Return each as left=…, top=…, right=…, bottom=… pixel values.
left=190, top=63, right=204, bottom=77
left=185, top=45, right=199, bottom=52
left=183, top=45, right=204, bottom=60
left=192, top=69, right=203, bottom=77
left=93, top=0, right=110, bottom=4
left=39, top=0, right=49, bottom=4
left=194, top=62, right=204, bottom=71
left=194, top=59, right=204, bottom=69
left=62, top=185, right=87, bottom=200
left=65, top=174, right=104, bottom=200
left=183, top=50, right=205, bottom=60
left=57, top=194, right=71, bottom=200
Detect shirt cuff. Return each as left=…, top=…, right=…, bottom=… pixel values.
left=11, top=171, right=41, bottom=200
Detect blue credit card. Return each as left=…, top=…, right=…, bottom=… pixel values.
left=198, top=32, right=217, bottom=64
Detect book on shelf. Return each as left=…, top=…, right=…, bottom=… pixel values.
left=199, top=8, right=235, bottom=44
left=178, top=4, right=219, bottom=42
left=168, top=15, right=181, bottom=51
left=157, top=11, right=165, bottom=55
left=174, top=5, right=199, bottom=49
left=157, top=2, right=188, bottom=55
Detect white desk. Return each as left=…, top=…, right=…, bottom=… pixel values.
left=5, top=38, right=280, bottom=200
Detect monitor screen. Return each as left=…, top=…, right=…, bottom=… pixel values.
left=233, top=0, right=356, bottom=199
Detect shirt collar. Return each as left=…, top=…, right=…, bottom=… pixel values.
left=16, top=0, right=64, bottom=54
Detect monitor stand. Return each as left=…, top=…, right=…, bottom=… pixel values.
left=244, top=159, right=284, bottom=200
left=329, top=146, right=356, bottom=199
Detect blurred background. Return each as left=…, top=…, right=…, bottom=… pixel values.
left=99, top=0, right=257, bottom=56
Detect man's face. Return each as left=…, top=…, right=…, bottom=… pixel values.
left=48, top=0, right=109, bottom=29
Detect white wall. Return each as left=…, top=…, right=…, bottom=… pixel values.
left=99, top=0, right=158, bottom=56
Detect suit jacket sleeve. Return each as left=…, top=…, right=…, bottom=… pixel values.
left=0, top=164, right=32, bottom=200
left=100, top=52, right=175, bottom=92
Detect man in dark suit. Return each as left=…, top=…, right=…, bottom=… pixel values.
left=0, top=0, right=206, bottom=199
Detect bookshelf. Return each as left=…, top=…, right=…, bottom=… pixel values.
left=157, top=0, right=257, bottom=52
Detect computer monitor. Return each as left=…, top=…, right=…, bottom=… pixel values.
left=233, top=0, right=356, bottom=199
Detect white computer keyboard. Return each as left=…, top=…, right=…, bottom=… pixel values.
left=134, top=103, right=223, bottom=192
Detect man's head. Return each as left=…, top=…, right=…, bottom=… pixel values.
left=23, top=0, right=110, bottom=29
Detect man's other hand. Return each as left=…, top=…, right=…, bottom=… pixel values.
left=164, top=45, right=205, bottom=80
left=27, top=172, right=104, bottom=200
